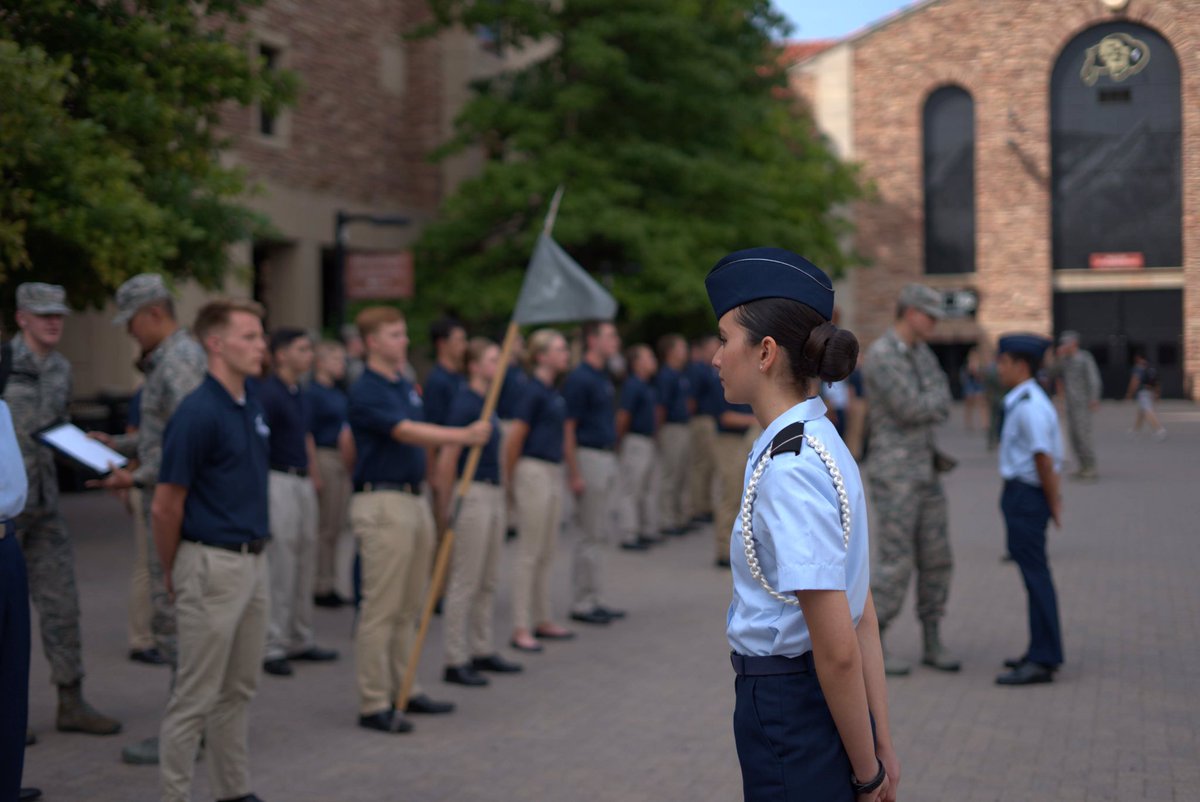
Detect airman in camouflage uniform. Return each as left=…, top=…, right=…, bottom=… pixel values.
left=863, top=284, right=960, bottom=676
left=1050, top=331, right=1102, bottom=480
left=4, top=283, right=123, bottom=735
left=93, top=274, right=207, bottom=765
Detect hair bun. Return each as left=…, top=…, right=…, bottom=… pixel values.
left=804, top=322, right=859, bottom=383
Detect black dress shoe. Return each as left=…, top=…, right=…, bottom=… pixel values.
left=444, top=664, right=489, bottom=686
left=510, top=637, right=544, bottom=652
left=263, top=658, right=293, bottom=676
left=505, top=527, right=518, bottom=542
left=691, top=512, right=714, bottom=524
left=638, top=534, right=663, bottom=545
left=620, top=540, right=650, bottom=551
left=995, top=661, right=1055, bottom=686
left=715, top=558, right=731, bottom=569
left=570, top=609, right=612, bottom=625
left=534, top=629, right=575, bottom=641
left=660, top=526, right=688, bottom=537
left=218, top=794, right=266, bottom=802
left=313, top=591, right=346, bottom=608
left=358, top=709, right=413, bottom=733
left=19, top=789, right=42, bottom=802
left=129, top=647, right=167, bottom=666
left=594, top=605, right=626, bottom=620
left=1003, top=656, right=1027, bottom=669
left=472, top=654, right=523, bottom=673
left=405, top=693, right=456, bottom=715
left=290, top=646, right=339, bottom=662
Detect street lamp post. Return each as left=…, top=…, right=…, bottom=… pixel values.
left=333, top=210, right=410, bottom=330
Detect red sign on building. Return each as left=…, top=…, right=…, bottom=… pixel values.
left=1088, top=252, right=1144, bottom=270
left=345, top=251, right=414, bottom=300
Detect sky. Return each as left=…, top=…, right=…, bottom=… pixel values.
left=773, top=0, right=918, bottom=40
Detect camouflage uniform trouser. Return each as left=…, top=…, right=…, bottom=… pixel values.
left=15, top=507, right=83, bottom=687
left=1065, top=404, right=1096, bottom=472
left=140, top=488, right=178, bottom=666
left=868, top=475, right=953, bottom=628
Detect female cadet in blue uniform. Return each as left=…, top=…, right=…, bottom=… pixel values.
left=993, top=334, right=1064, bottom=686
left=706, top=247, right=898, bottom=802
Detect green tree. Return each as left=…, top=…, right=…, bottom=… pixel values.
left=412, top=0, right=861, bottom=336
left=0, top=0, right=295, bottom=307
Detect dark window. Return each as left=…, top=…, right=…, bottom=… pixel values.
left=259, top=44, right=280, bottom=137
left=1157, top=343, right=1177, bottom=366
left=923, top=86, right=975, bottom=275
left=1051, top=24, right=1181, bottom=270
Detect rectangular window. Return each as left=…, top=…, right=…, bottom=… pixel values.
left=259, top=44, right=280, bottom=137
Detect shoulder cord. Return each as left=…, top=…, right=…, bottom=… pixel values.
left=738, top=434, right=852, bottom=607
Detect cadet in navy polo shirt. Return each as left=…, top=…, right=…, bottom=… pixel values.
left=655, top=333, right=693, bottom=535
left=153, top=298, right=271, bottom=802
left=307, top=340, right=354, bottom=609
left=686, top=335, right=722, bottom=525
left=562, top=320, right=624, bottom=624
left=494, top=335, right=529, bottom=540
left=435, top=338, right=523, bottom=687
left=346, top=307, right=489, bottom=735
left=423, top=317, right=468, bottom=427
left=258, top=329, right=338, bottom=677
left=502, top=329, right=574, bottom=652
left=616, top=344, right=660, bottom=551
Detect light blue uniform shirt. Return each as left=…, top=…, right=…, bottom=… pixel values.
left=0, top=400, right=29, bottom=521
left=999, top=378, right=1063, bottom=486
left=727, top=396, right=870, bottom=658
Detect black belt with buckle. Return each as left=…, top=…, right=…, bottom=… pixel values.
left=730, top=651, right=814, bottom=676
left=354, top=481, right=420, bottom=495
left=183, top=537, right=269, bottom=555
left=271, top=464, right=309, bottom=478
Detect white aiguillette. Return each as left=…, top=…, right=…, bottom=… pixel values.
left=34, top=421, right=129, bottom=476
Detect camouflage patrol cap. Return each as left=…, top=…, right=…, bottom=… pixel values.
left=113, top=273, right=171, bottom=325
left=897, top=283, right=945, bottom=319
left=16, top=283, right=71, bottom=315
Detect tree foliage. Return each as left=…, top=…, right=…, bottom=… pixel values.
left=0, top=0, right=295, bottom=307
left=412, top=0, right=861, bottom=335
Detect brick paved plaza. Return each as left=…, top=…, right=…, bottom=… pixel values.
left=20, top=402, right=1200, bottom=801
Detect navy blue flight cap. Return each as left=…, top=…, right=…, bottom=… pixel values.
left=705, top=247, right=835, bottom=321
left=998, top=334, right=1052, bottom=359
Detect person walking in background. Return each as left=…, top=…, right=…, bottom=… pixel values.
left=4, top=283, right=122, bottom=738
left=960, top=348, right=987, bottom=432
left=993, top=335, right=1065, bottom=686
left=863, top=284, right=960, bottom=677
left=654, top=334, right=692, bottom=536
left=685, top=336, right=720, bottom=526
left=259, top=329, right=338, bottom=678
left=615, top=344, right=660, bottom=552
left=1125, top=353, right=1166, bottom=440
left=154, top=298, right=272, bottom=802
left=505, top=330, right=575, bottom=653
left=436, top=338, right=523, bottom=687
left=1052, top=331, right=1102, bottom=480
left=308, top=340, right=355, bottom=609
left=563, top=321, right=625, bottom=626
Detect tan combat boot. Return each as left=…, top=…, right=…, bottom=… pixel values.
left=56, top=682, right=123, bottom=735
left=921, top=621, right=962, bottom=672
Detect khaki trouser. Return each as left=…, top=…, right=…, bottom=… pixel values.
left=265, top=471, right=318, bottom=661
left=687, top=415, right=717, bottom=518
left=443, top=482, right=505, bottom=665
left=657, top=423, right=691, bottom=530
left=349, top=490, right=434, bottom=715
left=314, top=448, right=352, bottom=596
left=511, top=458, right=564, bottom=632
left=499, top=420, right=518, bottom=527
left=160, top=541, right=268, bottom=802
left=571, top=447, right=617, bottom=613
left=714, top=430, right=756, bottom=562
left=127, top=487, right=154, bottom=651
left=616, top=434, right=659, bottom=540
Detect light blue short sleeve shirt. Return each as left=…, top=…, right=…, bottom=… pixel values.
left=999, top=378, right=1063, bottom=486
left=726, top=396, right=871, bottom=658
left=0, top=401, right=29, bottom=521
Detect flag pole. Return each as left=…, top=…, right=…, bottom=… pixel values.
left=394, top=188, right=565, bottom=723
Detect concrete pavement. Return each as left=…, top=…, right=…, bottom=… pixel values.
left=20, top=401, right=1200, bottom=801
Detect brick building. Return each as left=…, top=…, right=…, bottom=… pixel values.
left=791, top=0, right=1198, bottom=398
left=61, top=0, right=529, bottom=396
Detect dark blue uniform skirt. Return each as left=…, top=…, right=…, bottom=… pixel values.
left=733, top=657, right=854, bottom=801
left=0, top=524, right=32, bottom=800
left=1001, top=480, right=1063, bottom=666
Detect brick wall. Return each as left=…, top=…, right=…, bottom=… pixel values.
left=833, top=0, right=1199, bottom=397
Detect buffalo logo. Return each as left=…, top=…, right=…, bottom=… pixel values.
left=1081, top=32, right=1150, bottom=86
